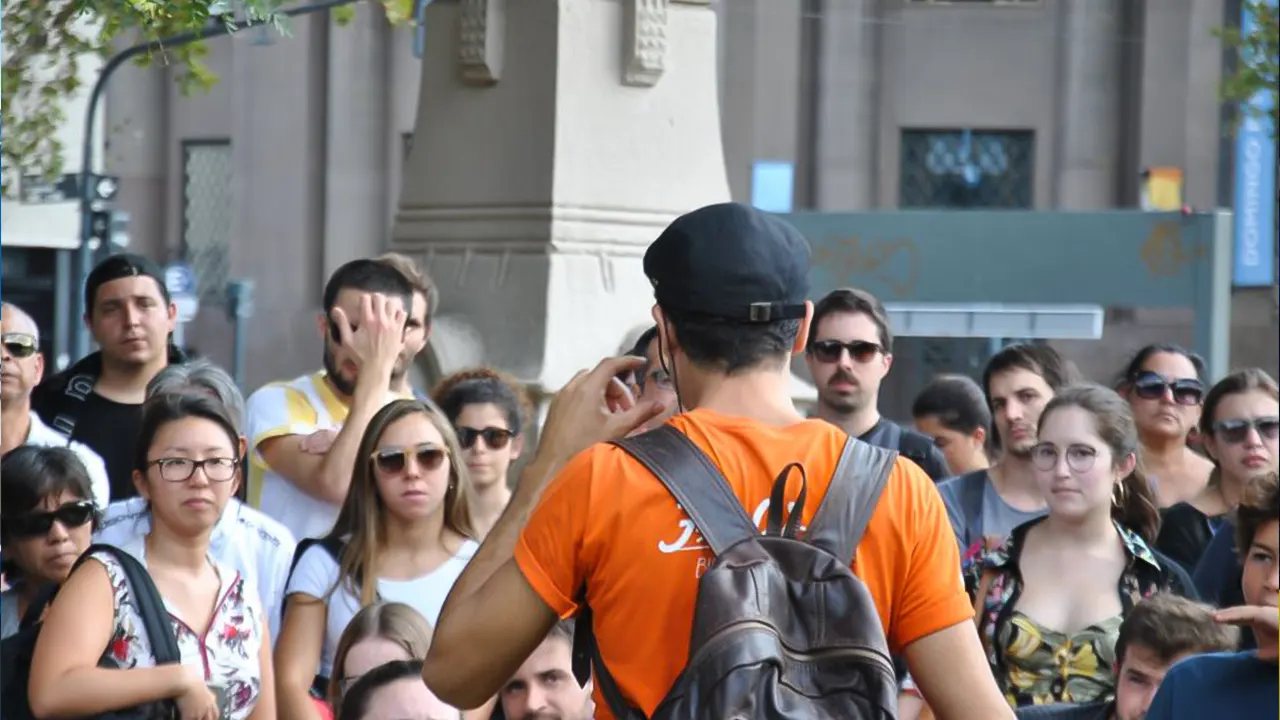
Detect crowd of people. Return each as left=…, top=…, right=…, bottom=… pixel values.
left=0, top=201, right=1275, bottom=720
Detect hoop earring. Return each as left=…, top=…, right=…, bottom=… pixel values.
left=1112, top=481, right=1128, bottom=508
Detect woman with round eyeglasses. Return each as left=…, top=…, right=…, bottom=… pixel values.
left=275, top=399, right=478, bottom=720
left=28, top=393, right=274, bottom=720
left=433, top=369, right=530, bottom=539
left=966, top=384, right=1194, bottom=710
left=1117, top=344, right=1214, bottom=508
left=1157, top=368, right=1279, bottom=572
left=0, top=446, right=98, bottom=640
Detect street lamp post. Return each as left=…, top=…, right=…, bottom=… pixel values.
left=71, top=0, right=360, bottom=360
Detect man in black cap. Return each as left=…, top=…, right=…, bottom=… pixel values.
left=31, top=253, right=184, bottom=499
left=421, top=202, right=1012, bottom=720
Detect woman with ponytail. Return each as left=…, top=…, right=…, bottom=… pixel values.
left=965, top=384, right=1195, bottom=710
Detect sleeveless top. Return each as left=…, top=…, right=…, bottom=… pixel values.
left=91, top=547, right=265, bottom=719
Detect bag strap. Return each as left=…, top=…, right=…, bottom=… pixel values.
left=958, top=469, right=988, bottom=546
left=611, top=425, right=761, bottom=556
left=573, top=603, right=643, bottom=720
left=76, top=543, right=181, bottom=664
left=19, top=583, right=60, bottom=628
left=806, top=437, right=897, bottom=563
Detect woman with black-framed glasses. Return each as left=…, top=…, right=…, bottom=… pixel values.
left=0, top=445, right=98, bottom=639
left=1117, top=344, right=1215, bottom=509
left=275, top=399, right=476, bottom=720
left=1158, top=368, right=1280, bottom=573
left=27, top=392, right=275, bottom=719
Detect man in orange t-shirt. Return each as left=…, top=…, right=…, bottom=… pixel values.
left=423, top=202, right=1014, bottom=720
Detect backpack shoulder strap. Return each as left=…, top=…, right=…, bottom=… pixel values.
left=78, top=544, right=181, bottom=664
left=958, top=470, right=988, bottom=545
left=806, top=437, right=897, bottom=563
left=880, top=420, right=903, bottom=450
left=611, top=424, right=760, bottom=556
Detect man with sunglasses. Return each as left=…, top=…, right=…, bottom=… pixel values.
left=1, top=302, right=110, bottom=509
left=804, top=288, right=951, bottom=482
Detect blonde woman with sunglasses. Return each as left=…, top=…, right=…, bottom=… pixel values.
left=275, top=399, right=478, bottom=720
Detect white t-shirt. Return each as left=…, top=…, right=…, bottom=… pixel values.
left=95, top=497, right=297, bottom=641
left=24, top=411, right=110, bottom=509
left=285, top=539, right=479, bottom=678
left=244, top=371, right=350, bottom=541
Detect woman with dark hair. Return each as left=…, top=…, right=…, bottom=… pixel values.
left=1117, top=344, right=1213, bottom=508
left=967, top=384, right=1194, bottom=710
left=275, top=399, right=477, bottom=720
left=1158, top=369, right=1279, bottom=571
left=0, top=446, right=98, bottom=639
left=912, top=373, right=992, bottom=476
left=433, top=368, right=530, bottom=538
left=27, top=393, right=275, bottom=719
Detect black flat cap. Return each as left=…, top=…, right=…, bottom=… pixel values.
left=643, top=203, right=811, bottom=323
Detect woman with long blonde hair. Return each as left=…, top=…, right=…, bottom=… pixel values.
left=275, top=399, right=477, bottom=720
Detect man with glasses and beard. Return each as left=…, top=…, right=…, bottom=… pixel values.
left=244, top=259, right=413, bottom=541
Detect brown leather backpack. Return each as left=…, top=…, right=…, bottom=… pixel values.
left=573, top=424, right=900, bottom=720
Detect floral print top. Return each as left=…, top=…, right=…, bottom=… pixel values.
left=963, top=517, right=1195, bottom=708
left=91, top=548, right=265, bottom=719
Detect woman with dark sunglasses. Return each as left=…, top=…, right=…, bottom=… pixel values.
left=275, top=399, right=477, bottom=720
left=0, top=445, right=98, bottom=640
left=1117, top=344, right=1214, bottom=508
left=433, top=368, right=530, bottom=539
left=1157, top=368, right=1279, bottom=572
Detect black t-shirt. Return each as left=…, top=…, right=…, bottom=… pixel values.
left=31, top=385, right=144, bottom=501
left=858, top=418, right=952, bottom=482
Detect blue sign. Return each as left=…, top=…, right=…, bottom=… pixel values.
left=1232, top=1, right=1278, bottom=287
left=164, top=263, right=197, bottom=296
left=751, top=161, right=795, bottom=214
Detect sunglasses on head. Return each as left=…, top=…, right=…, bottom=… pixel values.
left=809, top=339, right=883, bottom=364
left=1213, top=416, right=1280, bottom=444
left=372, top=443, right=446, bottom=474
left=457, top=426, right=513, bottom=451
left=4, top=501, right=96, bottom=539
left=1, top=333, right=37, bottom=359
left=1130, top=371, right=1204, bottom=406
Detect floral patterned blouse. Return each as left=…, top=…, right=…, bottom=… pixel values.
left=91, top=547, right=265, bottom=719
left=963, top=517, right=1195, bottom=708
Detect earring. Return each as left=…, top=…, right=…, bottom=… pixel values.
left=1112, top=481, right=1128, bottom=508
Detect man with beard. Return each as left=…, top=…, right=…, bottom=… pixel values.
left=30, top=254, right=182, bottom=500
left=244, top=259, right=412, bottom=540
left=494, top=621, right=595, bottom=720
left=938, top=343, right=1079, bottom=552
left=804, top=288, right=951, bottom=481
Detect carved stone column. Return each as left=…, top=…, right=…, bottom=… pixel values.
left=390, top=0, right=731, bottom=392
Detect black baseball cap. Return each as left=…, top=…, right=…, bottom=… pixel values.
left=643, top=202, right=811, bottom=323
left=84, top=253, right=171, bottom=314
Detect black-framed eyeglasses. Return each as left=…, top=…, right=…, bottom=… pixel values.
left=1130, top=371, right=1204, bottom=406
left=639, top=368, right=673, bottom=394
left=1, top=332, right=37, bottom=359
left=372, top=442, right=447, bottom=474
left=3, top=500, right=96, bottom=539
left=809, top=339, right=883, bottom=364
left=456, top=426, right=513, bottom=451
left=1214, top=416, right=1280, bottom=445
left=148, top=457, right=240, bottom=483
left=1031, top=443, right=1100, bottom=473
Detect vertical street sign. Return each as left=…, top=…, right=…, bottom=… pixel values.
left=1232, top=0, right=1278, bottom=287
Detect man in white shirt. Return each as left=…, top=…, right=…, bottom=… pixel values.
left=245, top=259, right=412, bottom=541
left=94, top=358, right=297, bottom=637
left=1, top=302, right=110, bottom=508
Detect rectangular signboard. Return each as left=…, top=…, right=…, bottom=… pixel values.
left=1232, top=1, right=1278, bottom=287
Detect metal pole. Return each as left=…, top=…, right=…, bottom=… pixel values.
left=233, top=314, right=247, bottom=389
left=72, top=0, right=360, bottom=360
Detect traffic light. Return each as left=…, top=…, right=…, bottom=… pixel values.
left=89, top=210, right=130, bottom=263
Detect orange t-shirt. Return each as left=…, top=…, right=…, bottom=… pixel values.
left=514, top=409, right=972, bottom=719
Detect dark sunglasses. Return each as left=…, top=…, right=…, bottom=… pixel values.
left=1213, top=416, right=1280, bottom=444
left=457, top=426, right=513, bottom=451
left=809, top=339, right=883, bottom=364
left=372, top=443, right=447, bottom=474
left=4, top=501, right=96, bottom=539
left=1, top=333, right=38, bottom=359
left=1130, top=371, right=1204, bottom=406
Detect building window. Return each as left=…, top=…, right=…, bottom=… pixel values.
left=181, top=140, right=233, bottom=306
left=900, top=129, right=1034, bottom=208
